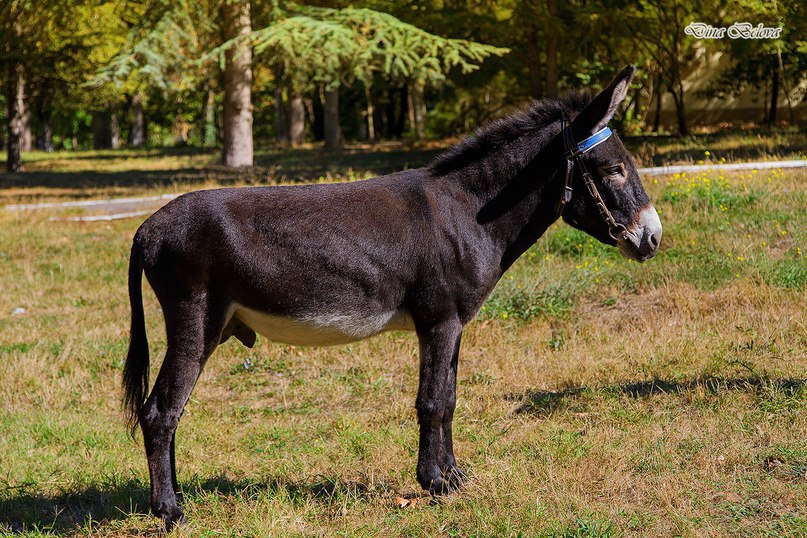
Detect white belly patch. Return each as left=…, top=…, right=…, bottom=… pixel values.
left=233, top=305, right=415, bottom=346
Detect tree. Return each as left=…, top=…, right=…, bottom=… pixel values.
left=703, top=0, right=806, bottom=126
left=249, top=14, right=357, bottom=148
left=247, top=6, right=508, bottom=146
left=621, top=0, right=720, bottom=136
left=1, top=0, right=125, bottom=168
left=1, top=2, right=58, bottom=170
left=222, top=0, right=253, bottom=166
left=95, top=0, right=251, bottom=162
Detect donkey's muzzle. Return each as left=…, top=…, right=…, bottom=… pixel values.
left=619, top=205, right=662, bottom=262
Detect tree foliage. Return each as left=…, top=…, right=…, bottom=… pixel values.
left=243, top=5, right=509, bottom=92
left=91, top=0, right=217, bottom=93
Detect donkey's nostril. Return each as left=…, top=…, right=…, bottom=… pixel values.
left=648, top=230, right=660, bottom=249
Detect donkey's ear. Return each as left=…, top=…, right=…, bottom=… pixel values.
left=572, top=65, right=635, bottom=135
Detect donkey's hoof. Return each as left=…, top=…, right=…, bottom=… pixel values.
left=163, top=511, right=186, bottom=532
left=154, top=505, right=186, bottom=533
left=424, top=469, right=466, bottom=496
left=427, top=476, right=458, bottom=496
left=444, top=465, right=467, bottom=489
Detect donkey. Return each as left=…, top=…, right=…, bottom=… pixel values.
left=123, top=66, right=661, bottom=529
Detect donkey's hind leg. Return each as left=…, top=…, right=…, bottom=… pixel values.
left=139, top=296, right=223, bottom=531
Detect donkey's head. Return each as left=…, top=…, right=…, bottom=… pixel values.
left=559, top=66, right=662, bottom=261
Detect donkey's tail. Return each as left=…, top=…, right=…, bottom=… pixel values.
left=123, top=242, right=149, bottom=436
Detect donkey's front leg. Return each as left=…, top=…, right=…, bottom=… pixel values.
left=415, top=319, right=465, bottom=495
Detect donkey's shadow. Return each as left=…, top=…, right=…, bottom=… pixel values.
left=0, top=479, right=149, bottom=535
left=509, top=375, right=806, bottom=416
left=0, top=475, right=381, bottom=535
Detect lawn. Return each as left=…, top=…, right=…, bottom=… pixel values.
left=0, top=146, right=804, bottom=536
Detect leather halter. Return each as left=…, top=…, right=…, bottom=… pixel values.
left=555, top=119, right=628, bottom=242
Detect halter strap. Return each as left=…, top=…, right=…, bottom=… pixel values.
left=573, top=126, right=613, bottom=155
left=555, top=119, right=628, bottom=242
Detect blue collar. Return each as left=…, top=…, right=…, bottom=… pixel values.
left=570, top=126, right=613, bottom=156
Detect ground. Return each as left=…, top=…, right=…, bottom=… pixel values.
left=0, top=132, right=804, bottom=536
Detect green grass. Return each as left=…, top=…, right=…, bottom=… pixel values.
left=0, top=153, right=804, bottom=536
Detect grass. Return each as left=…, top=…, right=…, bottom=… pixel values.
left=628, top=125, right=806, bottom=166
left=0, top=148, right=805, bottom=536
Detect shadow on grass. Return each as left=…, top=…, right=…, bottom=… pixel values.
left=0, top=145, right=442, bottom=190
left=650, top=144, right=807, bottom=166
left=0, top=473, right=387, bottom=534
left=189, top=473, right=385, bottom=504
left=0, top=479, right=149, bottom=535
left=508, top=376, right=806, bottom=416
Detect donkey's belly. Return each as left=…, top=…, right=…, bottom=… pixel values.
left=233, top=305, right=415, bottom=346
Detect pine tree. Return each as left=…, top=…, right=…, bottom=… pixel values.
left=245, top=5, right=508, bottom=145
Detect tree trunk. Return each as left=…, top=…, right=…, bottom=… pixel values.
left=221, top=0, right=253, bottom=167
left=131, top=93, right=146, bottom=147
left=640, top=76, right=653, bottom=125
left=21, top=86, right=33, bottom=152
left=768, top=58, right=779, bottom=126
left=670, top=81, right=688, bottom=137
left=39, top=105, right=53, bottom=152
left=545, top=0, right=559, bottom=99
left=409, top=84, right=426, bottom=140
left=308, top=94, right=322, bottom=141
left=386, top=86, right=408, bottom=139
left=289, top=90, right=305, bottom=146
left=92, top=112, right=111, bottom=149
left=653, top=77, right=662, bottom=132
left=525, top=26, right=542, bottom=98
left=323, top=87, right=343, bottom=150
left=6, top=62, right=25, bottom=172
left=274, top=76, right=289, bottom=143
left=36, top=81, right=54, bottom=152
left=396, top=86, right=408, bottom=138
left=384, top=88, right=396, bottom=138
left=632, top=87, right=642, bottom=124
left=201, top=85, right=217, bottom=147
left=364, top=86, right=375, bottom=141
left=110, top=110, right=121, bottom=149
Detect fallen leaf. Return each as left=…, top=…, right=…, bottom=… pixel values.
left=763, top=455, right=785, bottom=471
left=394, top=496, right=420, bottom=509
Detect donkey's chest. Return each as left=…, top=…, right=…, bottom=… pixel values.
left=233, top=305, right=415, bottom=346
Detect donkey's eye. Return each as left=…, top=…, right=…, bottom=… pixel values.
left=601, top=163, right=626, bottom=179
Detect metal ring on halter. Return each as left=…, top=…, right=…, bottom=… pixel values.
left=608, top=223, right=628, bottom=242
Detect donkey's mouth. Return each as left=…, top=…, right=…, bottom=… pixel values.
left=617, top=236, right=651, bottom=262
left=617, top=230, right=658, bottom=263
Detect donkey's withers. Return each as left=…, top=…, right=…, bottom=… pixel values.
left=124, top=66, right=660, bottom=530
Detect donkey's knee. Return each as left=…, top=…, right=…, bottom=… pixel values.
left=139, top=397, right=180, bottom=443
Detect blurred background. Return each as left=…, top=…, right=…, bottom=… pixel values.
left=1, top=0, right=805, bottom=174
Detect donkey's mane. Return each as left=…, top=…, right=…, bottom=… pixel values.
left=430, top=89, right=594, bottom=176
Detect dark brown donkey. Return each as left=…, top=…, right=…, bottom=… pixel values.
left=124, top=66, right=661, bottom=529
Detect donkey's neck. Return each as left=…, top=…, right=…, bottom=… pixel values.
left=432, top=118, right=566, bottom=273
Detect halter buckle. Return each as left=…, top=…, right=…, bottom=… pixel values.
left=562, top=185, right=573, bottom=203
